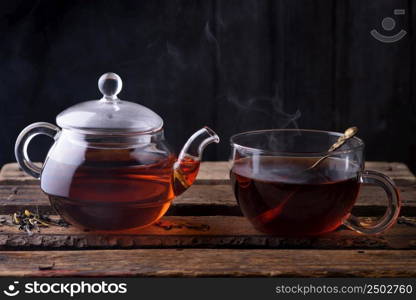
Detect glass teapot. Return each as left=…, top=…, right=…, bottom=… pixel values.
left=15, top=73, right=219, bottom=230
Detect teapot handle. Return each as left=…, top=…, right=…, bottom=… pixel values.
left=15, top=122, right=61, bottom=179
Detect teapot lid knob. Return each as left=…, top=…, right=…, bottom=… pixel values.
left=98, top=72, right=123, bottom=100
left=57, top=71, right=163, bottom=133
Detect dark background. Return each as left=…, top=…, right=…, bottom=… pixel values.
left=1, top=0, right=415, bottom=170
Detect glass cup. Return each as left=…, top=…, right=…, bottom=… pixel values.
left=229, top=129, right=401, bottom=236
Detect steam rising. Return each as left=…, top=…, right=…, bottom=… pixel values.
left=204, top=21, right=301, bottom=130
left=166, top=41, right=186, bottom=70
left=204, top=22, right=222, bottom=67
left=227, top=92, right=301, bottom=129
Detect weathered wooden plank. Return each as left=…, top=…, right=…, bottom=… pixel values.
left=0, top=162, right=231, bottom=185
left=0, top=185, right=240, bottom=215
left=0, top=216, right=414, bottom=250
left=0, top=183, right=415, bottom=216
left=0, top=249, right=415, bottom=277
left=1, top=161, right=414, bottom=185
left=364, top=161, right=416, bottom=185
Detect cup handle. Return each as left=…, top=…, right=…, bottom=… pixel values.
left=343, top=170, right=401, bottom=234
left=15, top=122, right=61, bottom=179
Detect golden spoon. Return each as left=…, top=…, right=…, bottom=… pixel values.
left=304, top=126, right=358, bottom=171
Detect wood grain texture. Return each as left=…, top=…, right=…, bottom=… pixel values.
left=0, top=3, right=415, bottom=279
left=0, top=216, right=415, bottom=250
left=0, top=249, right=415, bottom=277
left=0, top=184, right=240, bottom=215
left=0, top=182, right=415, bottom=216
left=1, top=161, right=414, bottom=185
left=0, top=162, right=231, bottom=185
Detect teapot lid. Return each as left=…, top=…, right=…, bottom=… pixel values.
left=56, top=72, right=163, bottom=134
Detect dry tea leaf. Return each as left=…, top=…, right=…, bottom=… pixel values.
left=11, top=209, right=69, bottom=235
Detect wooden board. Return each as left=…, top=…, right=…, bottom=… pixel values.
left=0, top=249, right=415, bottom=277
left=0, top=182, right=415, bottom=216
left=0, top=161, right=415, bottom=277
left=1, top=161, right=415, bottom=185
left=0, top=184, right=239, bottom=216
left=0, top=215, right=415, bottom=250
left=0, top=161, right=415, bottom=216
left=0, top=162, right=231, bottom=185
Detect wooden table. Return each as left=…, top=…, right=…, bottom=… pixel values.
left=0, top=161, right=415, bottom=277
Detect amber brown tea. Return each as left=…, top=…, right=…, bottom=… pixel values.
left=230, top=156, right=361, bottom=236
left=41, top=148, right=199, bottom=230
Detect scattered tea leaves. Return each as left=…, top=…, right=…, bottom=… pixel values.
left=10, top=209, right=69, bottom=235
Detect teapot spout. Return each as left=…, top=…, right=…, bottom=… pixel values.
left=173, top=127, right=219, bottom=195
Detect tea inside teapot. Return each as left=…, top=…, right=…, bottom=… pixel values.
left=15, top=73, right=219, bottom=230
left=41, top=135, right=197, bottom=230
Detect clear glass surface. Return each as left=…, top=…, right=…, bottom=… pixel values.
left=56, top=72, right=163, bottom=133
left=14, top=71, right=220, bottom=231
left=230, top=129, right=400, bottom=236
